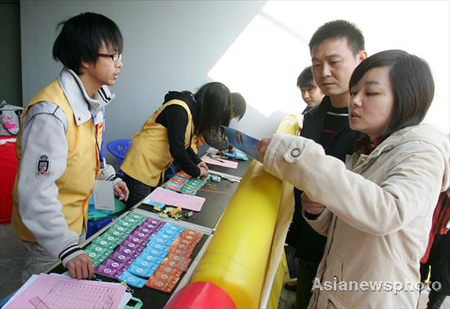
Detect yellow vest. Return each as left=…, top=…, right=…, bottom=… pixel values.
left=191, top=135, right=206, bottom=154
left=12, top=79, right=100, bottom=242
left=121, top=100, right=193, bottom=186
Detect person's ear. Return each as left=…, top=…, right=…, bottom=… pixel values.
left=79, top=60, right=94, bottom=74
left=357, top=50, right=368, bottom=64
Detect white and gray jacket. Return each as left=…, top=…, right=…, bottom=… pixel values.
left=17, top=68, right=116, bottom=266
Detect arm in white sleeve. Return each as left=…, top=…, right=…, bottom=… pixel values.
left=18, top=102, right=84, bottom=265
left=98, top=161, right=122, bottom=185
left=303, top=208, right=333, bottom=236
left=264, top=133, right=446, bottom=236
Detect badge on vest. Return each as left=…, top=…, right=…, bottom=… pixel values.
left=36, top=154, right=50, bottom=176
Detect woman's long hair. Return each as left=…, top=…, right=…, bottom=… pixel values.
left=193, top=82, right=232, bottom=136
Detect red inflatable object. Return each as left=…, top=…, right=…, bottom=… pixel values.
left=0, top=137, right=18, bottom=224
left=165, top=281, right=235, bottom=309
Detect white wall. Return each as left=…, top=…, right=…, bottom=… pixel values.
left=210, top=0, right=450, bottom=137
left=21, top=0, right=266, bottom=164
left=21, top=1, right=449, bottom=165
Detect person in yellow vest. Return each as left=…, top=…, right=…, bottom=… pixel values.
left=12, top=12, right=128, bottom=281
left=121, top=82, right=232, bottom=208
left=191, top=92, right=246, bottom=153
left=201, top=92, right=247, bottom=154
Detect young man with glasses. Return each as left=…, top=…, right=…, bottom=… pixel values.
left=12, top=12, right=127, bottom=281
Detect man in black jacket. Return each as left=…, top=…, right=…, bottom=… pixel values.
left=286, top=20, right=367, bottom=308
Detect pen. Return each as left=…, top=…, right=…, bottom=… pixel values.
left=207, top=154, right=226, bottom=163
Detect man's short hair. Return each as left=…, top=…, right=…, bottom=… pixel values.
left=349, top=49, right=434, bottom=136
left=53, top=12, right=123, bottom=74
left=309, top=20, right=365, bottom=56
left=297, top=66, right=315, bottom=88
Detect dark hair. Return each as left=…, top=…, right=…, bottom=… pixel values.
left=309, top=20, right=365, bottom=56
left=230, top=92, right=246, bottom=121
left=53, top=12, right=123, bottom=74
left=349, top=50, right=435, bottom=135
left=297, top=66, right=315, bottom=88
left=194, top=82, right=232, bottom=136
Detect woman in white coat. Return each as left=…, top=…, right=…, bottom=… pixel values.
left=258, top=50, right=449, bottom=308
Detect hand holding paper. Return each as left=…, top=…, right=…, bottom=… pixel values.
left=256, top=137, right=272, bottom=163
left=114, top=181, right=129, bottom=201
left=223, top=127, right=260, bottom=159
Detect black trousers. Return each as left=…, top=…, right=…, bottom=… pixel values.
left=420, top=232, right=450, bottom=309
left=297, top=258, right=320, bottom=309
left=122, top=173, right=155, bottom=210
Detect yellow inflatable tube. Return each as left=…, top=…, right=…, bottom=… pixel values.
left=191, top=114, right=299, bottom=308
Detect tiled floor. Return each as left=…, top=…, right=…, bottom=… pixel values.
left=1, top=223, right=449, bottom=308
left=0, top=224, right=27, bottom=300
left=278, top=272, right=297, bottom=309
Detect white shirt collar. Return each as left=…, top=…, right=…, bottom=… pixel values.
left=58, top=68, right=115, bottom=126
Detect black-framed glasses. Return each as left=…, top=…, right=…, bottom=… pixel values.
left=98, top=53, right=122, bottom=62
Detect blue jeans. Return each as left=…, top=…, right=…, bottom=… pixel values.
left=21, top=229, right=86, bottom=283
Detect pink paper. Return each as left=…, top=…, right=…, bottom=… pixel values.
left=6, top=273, right=126, bottom=309
left=143, top=187, right=205, bottom=211
left=201, top=155, right=238, bottom=169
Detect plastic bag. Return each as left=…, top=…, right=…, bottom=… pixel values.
left=0, top=100, right=23, bottom=136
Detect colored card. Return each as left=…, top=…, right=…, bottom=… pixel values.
left=142, top=188, right=205, bottom=212
left=201, top=155, right=238, bottom=169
